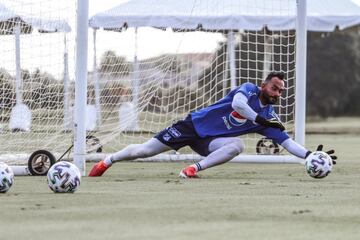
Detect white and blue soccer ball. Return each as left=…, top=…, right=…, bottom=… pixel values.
left=305, top=151, right=333, bottom=179
left=0, top=162, right=14, bottom=193
left=47, top=161, right=81, bottom=193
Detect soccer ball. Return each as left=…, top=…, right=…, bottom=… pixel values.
left=0, top=162, right=14, bottom=193
left=47, top=161, right=81, bottom=193
left=305, top=151, right=333, bottom=179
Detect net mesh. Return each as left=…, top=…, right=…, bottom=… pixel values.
left=0, top=0, right=296, bottom=164
left=0, top=0, right=75, bottom=162
left=91, top=28, right=296, bottom=155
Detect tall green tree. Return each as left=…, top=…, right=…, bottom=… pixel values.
left=307, top=31, right=360, bottom=117
left=99, top=50, right=131, bottom=76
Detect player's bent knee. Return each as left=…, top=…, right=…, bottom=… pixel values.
left=221, top=145, right=240, bottom=158
left=231, top=139, right=245, bottom=153
left=227, top=139, right=244, bottom=156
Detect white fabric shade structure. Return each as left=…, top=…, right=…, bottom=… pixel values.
left=89, top=0, right=360, bottom=31
left=0, top=3, right=71, bottom=32
left=0, top=3, right=71, bottom=102
left=0, top=3, right=71, bottom=131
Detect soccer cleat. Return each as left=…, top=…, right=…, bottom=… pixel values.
left=179, top=166, right=198, bottom=178
left=88, top=160, right=110, bottom=177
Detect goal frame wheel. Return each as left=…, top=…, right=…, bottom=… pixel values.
left=86, top=135, right=103, bottom=153
left=256, top=138, right=280, bottom=155
left=28, top=150, right=56, bottom=176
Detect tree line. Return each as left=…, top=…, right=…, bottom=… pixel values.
left=1, top=29, right=359, bottom=118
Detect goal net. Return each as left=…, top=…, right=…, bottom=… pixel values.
left=87, top=0, right=297, bottom=163
left=89, top=28, right=296, bottom=159
left=0, top=0, right=75, bottom=167
left=0, top=0, right=300, bottom=174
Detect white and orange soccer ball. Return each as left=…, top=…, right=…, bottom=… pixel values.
left=0, top=162, right=14, bottom=193
left=47, top=161, right=81, bottom=193
left=305, top=151, right=333, bottom=179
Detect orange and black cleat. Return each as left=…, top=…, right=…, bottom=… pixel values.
left=179, top=166, right=198, bottom=178
left=88, top=160, right=110, bottom=177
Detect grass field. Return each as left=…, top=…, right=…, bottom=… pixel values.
left=1, top=132, right=360, bottom=240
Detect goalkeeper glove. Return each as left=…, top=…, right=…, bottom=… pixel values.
left=305, top=144, right=338, bottom=165
left=255, top=115, right=285, bottom=131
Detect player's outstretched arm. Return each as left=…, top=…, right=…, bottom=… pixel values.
left=281, top=139, right=337, bottom=164
left=305, top=144, right=338, bottom=164
left=255, top=115, right=285, bottom=131
left=281, top=138, right=308, bottom=158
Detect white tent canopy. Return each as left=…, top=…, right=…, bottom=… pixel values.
left=0, top=3, right=71, bottom=33
left=89, top=0, right=360, bottom=32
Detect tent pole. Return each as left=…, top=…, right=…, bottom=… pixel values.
left=295, top=0, right=307, bottom=145
left=93, top=28, right=101, bottom=127
left=15, top=24, right=22, bottom=104
left=131, top=27, right=140, bottom=129
left=262, top=35, right=273, bottom=80
left=63, top=34, right=70, bottom=130
left=227, top=30, right=236, bottom=90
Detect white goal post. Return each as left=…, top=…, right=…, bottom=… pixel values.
left=84, top=0, right=308, bottom=170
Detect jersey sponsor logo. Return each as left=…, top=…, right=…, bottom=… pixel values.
left=222, top=116, right=232, bottom=130
left=228, top=111, right=247, bottom=126
left=168, top=127, right=181, bottom=138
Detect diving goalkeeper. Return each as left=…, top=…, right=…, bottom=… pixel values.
left=89, top=71, right=337, bottom=178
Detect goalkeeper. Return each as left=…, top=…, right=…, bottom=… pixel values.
left=89, top=71, right=336, bottom=178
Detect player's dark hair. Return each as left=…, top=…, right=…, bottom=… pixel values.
left=264, top=71, right=285, bottom=82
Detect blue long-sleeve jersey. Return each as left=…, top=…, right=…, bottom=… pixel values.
left=190, top=82, right=289, bottom=144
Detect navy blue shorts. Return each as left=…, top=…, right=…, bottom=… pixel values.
left=154, top=115, right=216, bottom=157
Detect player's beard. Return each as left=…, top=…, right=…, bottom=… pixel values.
left=262, top=92, right=278, bottom=104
